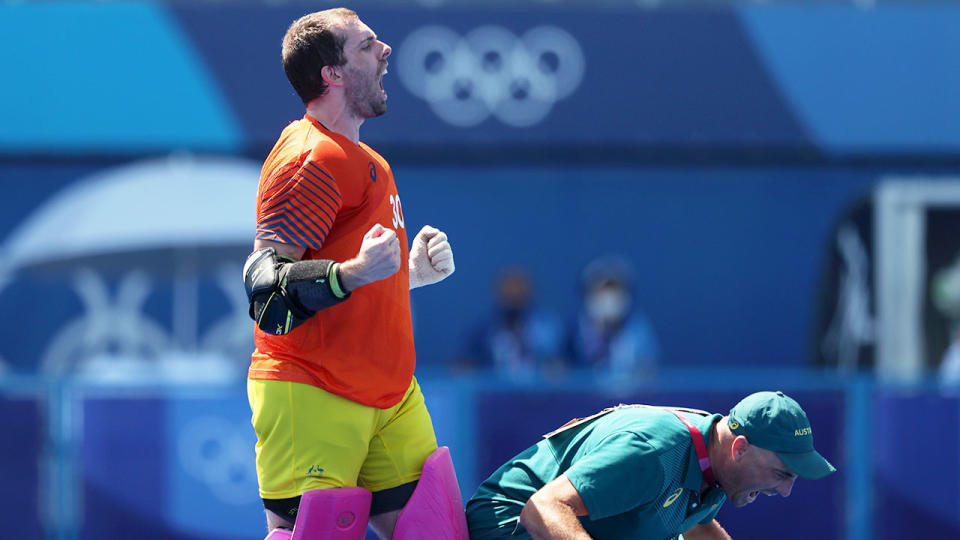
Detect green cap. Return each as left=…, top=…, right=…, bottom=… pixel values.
left=728, top=391, right=836, bottom=480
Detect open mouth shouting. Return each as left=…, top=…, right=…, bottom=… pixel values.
left=379, top=63, right=388, bottom=99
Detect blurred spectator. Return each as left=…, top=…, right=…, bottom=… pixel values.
left=566, top=256, right=659, bottom=380
left=940, top=332, right=960, bottom=385
left=458, top=267, right=563, bottom=380
left=934, top=252, right=960, bottom=384
left=812, top=196, right=876, bottom=371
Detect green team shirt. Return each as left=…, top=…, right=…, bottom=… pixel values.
left=466, top=406, right=727, bottom=540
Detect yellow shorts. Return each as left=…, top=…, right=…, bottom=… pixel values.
left=247, top=377, right=438, bottom=500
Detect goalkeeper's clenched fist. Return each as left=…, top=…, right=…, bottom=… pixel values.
left=339, top=223, right=403, bottom=291
left=409, top=225, right=455, bottom=289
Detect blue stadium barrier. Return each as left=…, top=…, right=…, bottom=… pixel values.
left=3, top=370, right=957, bottom=539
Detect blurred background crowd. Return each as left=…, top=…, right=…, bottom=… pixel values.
left=2, top=0, right=960, bottom=539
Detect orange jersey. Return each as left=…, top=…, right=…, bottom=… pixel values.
left=248, top=114, right=414, bottom=409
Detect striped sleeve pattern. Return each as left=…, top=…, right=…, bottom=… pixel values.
left=256, top=161, right=343, bottom=250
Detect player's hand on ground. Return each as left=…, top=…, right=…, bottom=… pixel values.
left=339, top=223, right=401, bottom=290
left=409, top=225, right=455, bottom=289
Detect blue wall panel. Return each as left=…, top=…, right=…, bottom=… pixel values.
left=0, top=2, right=242, bottom=153
left=740, top=5, right=960, bottom=152
left=398, top=164, right=883, bottom=369
left=873, top=393, right=960, bottom=538
left=2, top=378, right=957, bottom=539
left=81, top=397, right=173, bottom=539
left=0, top=395, right=44, bottom=538
left=3, top=3, right=960, bottom=153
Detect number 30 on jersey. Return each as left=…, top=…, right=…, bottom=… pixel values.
left=389, top=194, right=405, bottom=230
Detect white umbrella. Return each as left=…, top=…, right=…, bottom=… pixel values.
left=0, top=154, right=264, bottom=376
left=0, top=153, right=261, bottom=280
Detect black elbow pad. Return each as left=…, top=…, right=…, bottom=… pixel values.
left=243, top=247, right=350, bottom=335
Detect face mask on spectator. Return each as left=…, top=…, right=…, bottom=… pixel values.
left=586, top=288, right=630, bottom=325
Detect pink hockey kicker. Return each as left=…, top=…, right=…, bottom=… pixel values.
left=264, top=487, right=372, bottom=540
left=393, top=446, right=469, bottom=540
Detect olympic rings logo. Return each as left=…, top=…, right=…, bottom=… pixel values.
left=177, top=416, right=259, bottom=505
left=396, top=25, right=585, bottom=127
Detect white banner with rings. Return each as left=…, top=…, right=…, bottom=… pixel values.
left=396, top=25, right=585, bottom=127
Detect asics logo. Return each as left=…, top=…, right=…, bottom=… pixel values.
left=396, top=25, right=585, bottom=127
left=663, top=488, right=683, bottom=508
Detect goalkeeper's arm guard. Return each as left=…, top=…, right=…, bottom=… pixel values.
left=243, top=247, right=350, bottom=335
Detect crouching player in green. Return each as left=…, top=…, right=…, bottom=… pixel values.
left=466, top=391, right=836, bottom=539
